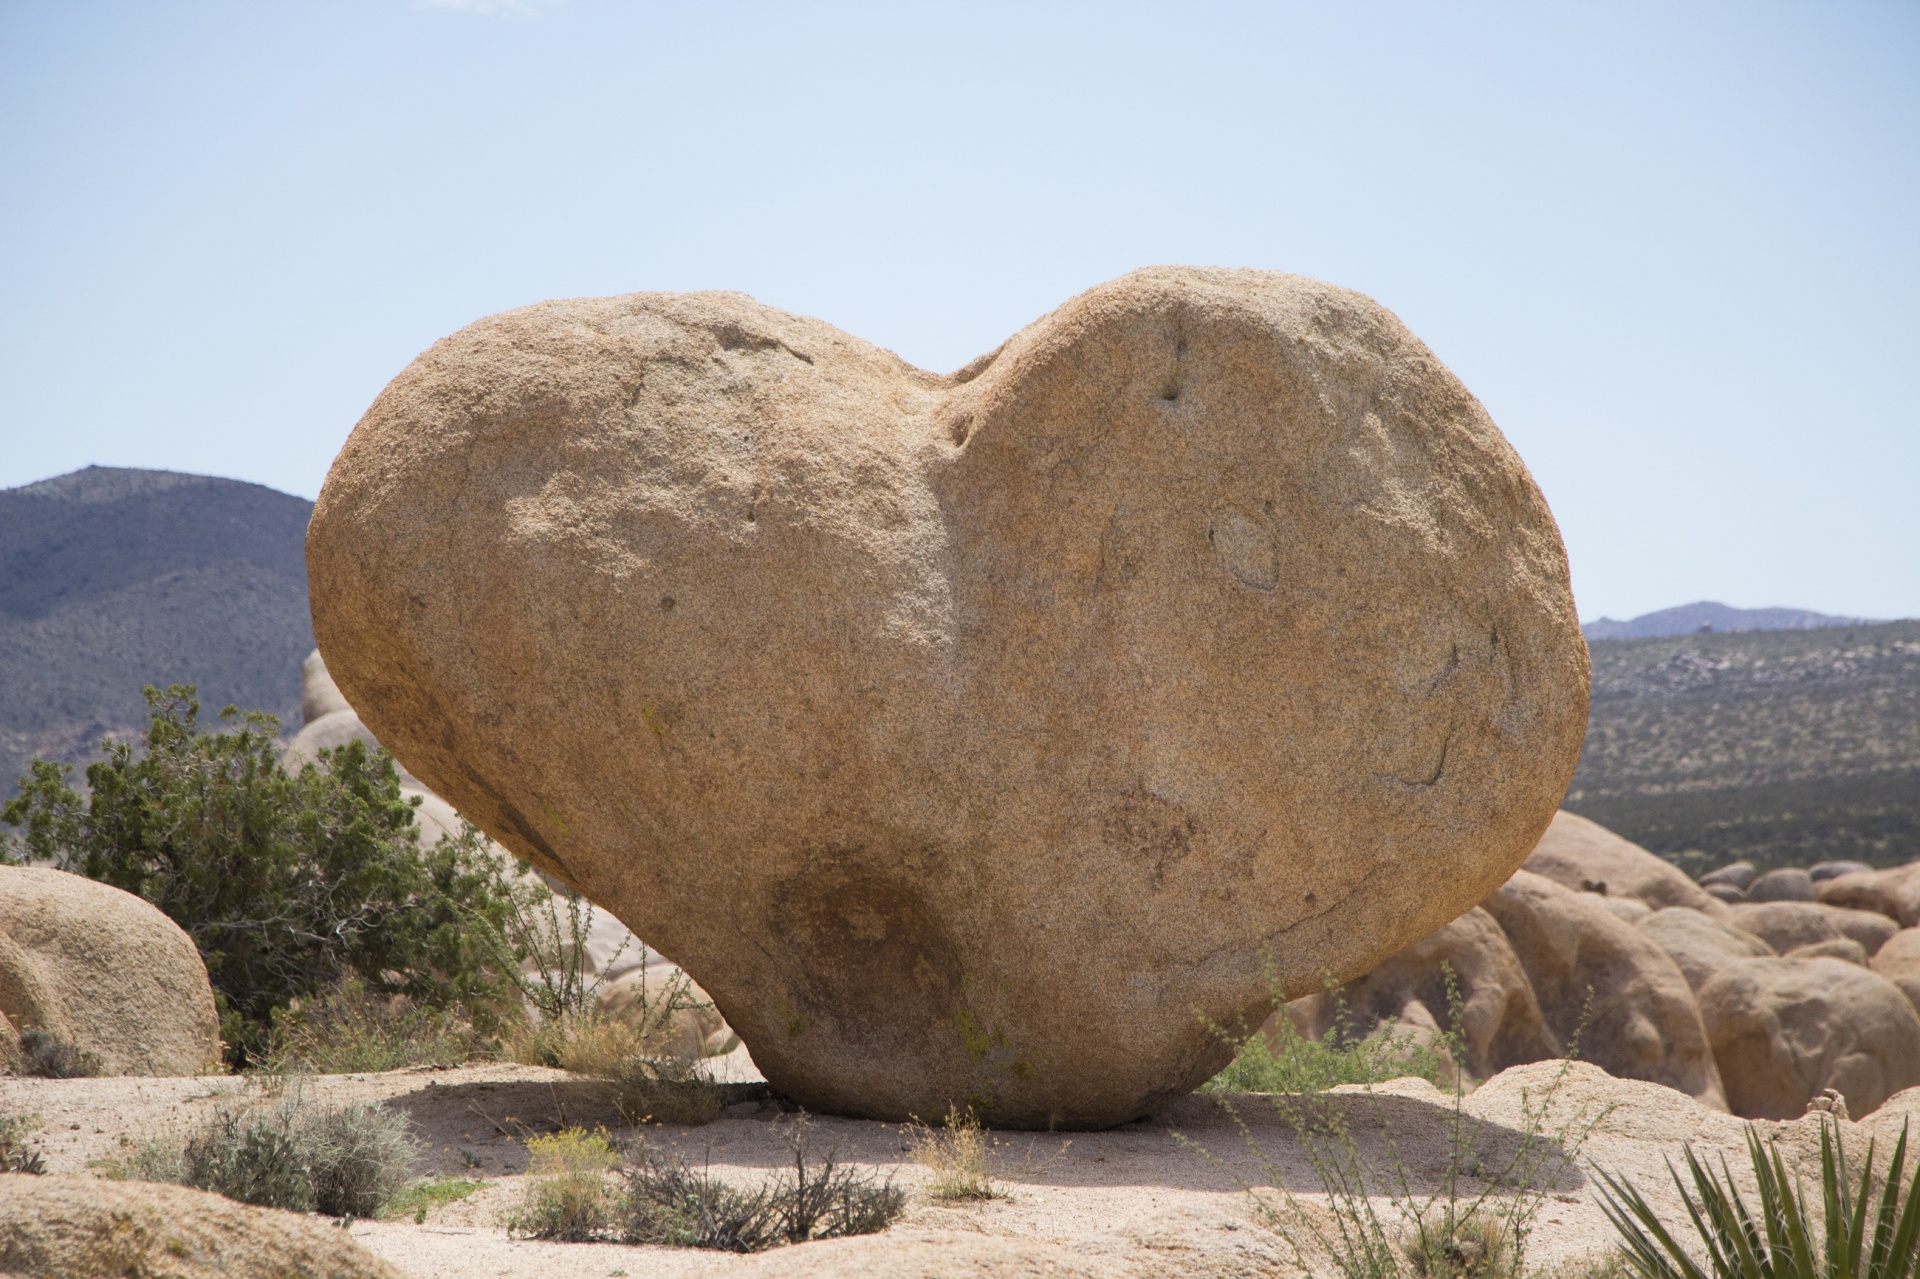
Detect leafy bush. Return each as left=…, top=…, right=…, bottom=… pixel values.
left=122, top=1085, right=421, bottom=1218
left=1, top=685, right=526, bottom=1064
left=14, top=1030, right=103, bottom=1079
left=1597, top=1117, right=1920, bottom=1279
left=507, top=1128, right=621, bottom=1242
left=907, top=1104, right=995, bottom=1201
left=0, top=1111, right=46, bottom=1174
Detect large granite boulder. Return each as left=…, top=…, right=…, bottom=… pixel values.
left=1729, top=902, right=1899, bottom=958
left=1288, top=906, right=1557, bottom=1080
left=1870, top=929, right=1920, bottom=1018
left=306, top=268, right=1590, bottom=1126
left=0, top=866, right=220, bottom=1075
left=1483, top=871, right=1725, bottom=1108
left=1523, top=810, right=1724, bottom=913
left=1821, top=865, right=1920, bottom=928
left=1698, top=957, right=1920, bottom=1120
left=1638, top=908, right=1773, bottom=992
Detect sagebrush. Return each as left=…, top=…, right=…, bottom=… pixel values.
left=113, top=1083, right=420, bottom=1218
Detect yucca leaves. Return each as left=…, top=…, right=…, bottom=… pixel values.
left=1596, top=1118, right=1920, bottom=1279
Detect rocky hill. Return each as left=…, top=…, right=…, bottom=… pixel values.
left=0, top=466, right=314, bottom=796
left=1565, top=620, right=1920, bottom=872
left=1582, top=600, right=1878, bottom=640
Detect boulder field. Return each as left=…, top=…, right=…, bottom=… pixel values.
left=1300, top=812, right=1920, bottom=1122
left=307, top=266, right=1590, bottom=1127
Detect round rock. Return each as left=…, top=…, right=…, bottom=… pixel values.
left=307, top=267, right=1590, bottom=1126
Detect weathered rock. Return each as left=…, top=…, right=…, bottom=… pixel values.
left=1811, top=860, right=1875, bottom=884
left=306, top=268, right=1591, bottom=1126
left=1749, top=868, right=1818, bottom=903
left=1728, top=902, right=1898, bottom=957
left=0, top=1174, right=401, bottom=1278
left=1522, top=810, right=1723, bottom=913
left=1824, top=907, right=1900, bottom=956
left=1598, top=897, right=1653, bottom=925
left=1821, top=865, right=1920, bottom=928
left=0, top=867, right=219, bottom=1075
left=1483, top=870, right=1725, bottom=1108
left=1785, top=938, right=1869, bottom=966
left=1698, top=957, right=1920, bottom=1120
left=1705, top=883, right=1748, bottom=905
left=1638, top=908, right=1773, bottom=992
left=1288, top=906, right=1556, bottom=1080
left=1700, top=862, right=1757, bottom=891
left=1870, top=929, right=1920, bottom=1018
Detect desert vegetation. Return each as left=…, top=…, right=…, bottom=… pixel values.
left=2, top=685, right=527, bottom=1064
left=1569, top=621, right=1920, bottom=871
left=507, top=1116, right=905, bottom=1251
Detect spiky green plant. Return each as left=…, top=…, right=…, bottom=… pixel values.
left=1595, top=1118, right=1920, bottom=1279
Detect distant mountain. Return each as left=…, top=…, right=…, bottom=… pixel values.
left=1564, top=620, right=1920, bottom=872
left=0, top=466, right=315, bottom=797
left=1582, top=601, right=1881, bottom=641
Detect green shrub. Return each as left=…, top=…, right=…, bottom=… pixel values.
left=128, top=1085, right=421, bottom=1218
left=1597, top=1117, right=1920, bottom=1279
left=0, top=1111, right=46, bottom=1174
left=1207, top=995, right=1449, bottom=1094
left=507, top=1128, right=621, bottom=1242
left=14, top=1030, right=103, bottom=1079
left=1, top=685, right=527, bottom=1065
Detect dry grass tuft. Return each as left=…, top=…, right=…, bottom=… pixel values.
left=907, top=1104, right=996, bottom=1201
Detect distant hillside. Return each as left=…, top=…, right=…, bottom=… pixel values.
left=0, top=466, right=315, bottom=796
left=1582, top=601, right=1881, bottom=641
left=1564, top=620, right=1920, bottom=872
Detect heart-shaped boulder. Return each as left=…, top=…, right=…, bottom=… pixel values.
left=308, top=267, right=1589, bottom=1127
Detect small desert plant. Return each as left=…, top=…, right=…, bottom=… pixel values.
left=14, top=1030, right=103, bottom=1079
left=507, top=1007, right=725, bottom=1126
left=1195, top=966, right=1600, bottom=1279
left=127, top=1084, right=421, bottom=1217
left=512, top=1115, right=906, bottom=1250
left=1208, top=1004, right=1449, bottom=1095
left=488, top=880, right=629, bottom=1022
left=507, top=1128, right=622, bottom=1242
left=1596, top=1116, right=1920, bottom=1279
left=266, top=977, right=490, bottom=1073
left=0, top=1111, right=46, bottom=1174
left=907, top=1104, right=995, bottom=1200
left=380, top=1176, right=484, bottom=1223
left=618, top=1115, right=905, bottom=1251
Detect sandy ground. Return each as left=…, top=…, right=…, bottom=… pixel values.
left=5, top=1057, right=1906, bottom=1278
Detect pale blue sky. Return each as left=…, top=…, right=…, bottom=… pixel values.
left=2, top=2, right=1914, bottom=622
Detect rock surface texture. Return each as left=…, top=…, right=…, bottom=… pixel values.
left=0, top=867, right=219, bottom=1075
left=1697, top=957, right=1920, bottom=1121
left=307, top=267, right=1590, bottom=1126
left=0, top=1175, right=401, bottom=1279
left=1637, top=908, right=1773, bottom=992
left=1485, top=871, right=1726, bottom=1109
left=1523, top=810, right=1724, bottom=914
